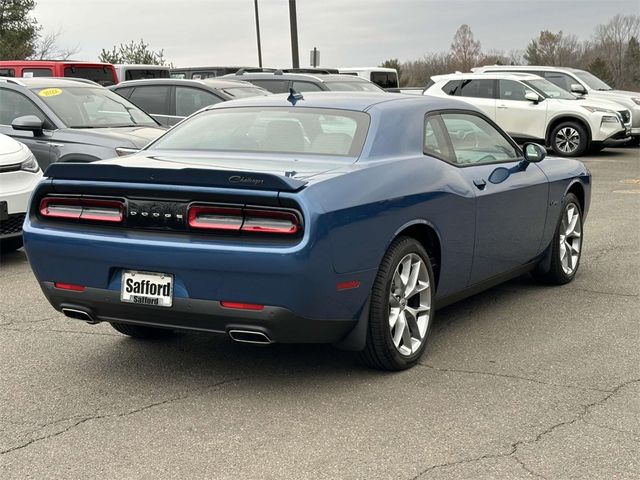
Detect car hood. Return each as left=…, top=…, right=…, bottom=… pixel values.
left=59, top=126, right=166, bottom=149
left=0, top=135, right=30, bottom=166
left=567, top=96, right=632, bottom=112
left=97, top=151, right=351, bottom=180
left=584, top=90, right=639, bottom=108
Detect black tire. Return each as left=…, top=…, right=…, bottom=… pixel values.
left=110, top=322, right=176, bottom=339
left=533, top=193, right=583, bottom=285
left=358, top=237, right=435, bottom=371
left=0, top=236, right=23, bottom=254
left=550, top=121, right=589, bottom=157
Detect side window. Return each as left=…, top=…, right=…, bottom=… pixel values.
left=128, top=86, right=169, bottom=115
left=441, top=113, right=518, bottom=165
left=459, top=79, right=495, bottom=99
left=498, top=80, right=531, bottom=101
left=22, top=68, right=53, bottom=78
left=0, top=68, right=15, bottom=77
left=175, top=87, right=223, bottom=117
left=442, top=80, right=462, bottom=95
left=423, top=114, right=454, bottom=161
left=250, top=80, right=290, bottom=94
left=112, top=87, right=134, bottom=99
left=291, top=81, right=323, bottom=92
left=543, top=72, right=573, bottom=91
left=0, top=89, right=46, bottom=126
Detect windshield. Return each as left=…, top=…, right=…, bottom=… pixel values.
left=324, top=81, right=383, bottom=92
left=574, top=70, right=612, bottom=91
left=149, top=107, right=370, bottom=158
left=221, top=86, right=270, bottom=98
left=33, top=86, right=157, bottom=128
left=523, top=79, right=577, bottom=100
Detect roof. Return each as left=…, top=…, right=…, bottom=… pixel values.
left=112, top=78, right=257, bottom=89
left=205, top=91, right=476, bottom=113
left=339, top=67, right=398, bottom=72
left=0, top=60, right=112, bottom=67
left=0, top=77, right=97, bottom=88
left=224, top=71, right=373, bottom=83
left=114, top=64, right=170, bottom=69
left=474, top=65, right=583, bottom=73
left=431, top=72, right=543, bottom=82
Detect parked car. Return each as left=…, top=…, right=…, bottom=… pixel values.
left=473, top=65, right=640, bottom=144
left=0, top=60, right=118, bottom=86
left=425, top=72, right=631, bottom=156
left=110, top=78, right=270, bottom=126
left=24, top=92, right=590, bottom=371
left=223, top=71, right=383, bottom=93
left=338, top=67, right=399, bottom=89
left=113, top=64, right=170, bottom=82
left=0, top=134, right=42, bottom=252
left=171, top=66, right=255, bottom=79
left=0, top=77, right=166, bottom=169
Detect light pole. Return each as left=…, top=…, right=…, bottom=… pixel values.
left=288, top=0, right=299, bottom=68
left=254, top=0, right=262, bottom=68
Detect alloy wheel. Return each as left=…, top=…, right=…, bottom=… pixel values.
left=388, top=253, right=431, bottom=356
left=556, top=127, right=581, bottom=154
left=559, top=203, right=582, bottom=275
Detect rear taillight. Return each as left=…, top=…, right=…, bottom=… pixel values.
left=188, top=204, right=301, bottom=235
left=39, top=197, right=124, bottom=223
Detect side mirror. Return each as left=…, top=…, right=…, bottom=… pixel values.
left=523, top=143, right=546, bottom=163
left=525, top=91, right=541, bottom=103
left=570, top=83, right=587, bottom=95
left=12, top=115, right=44, bottom=135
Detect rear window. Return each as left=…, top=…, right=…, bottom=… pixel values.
left=125, top=69, right=170, bottom=80
left=370, top=72, right=398, bottom=89
left=249, top=80, right=290, bottom=94
left=221, top=87, right=270, bottom=98
left=324, top=81, right=382, bottom=92
left=63, top=66, right=116, bottom=86
left=23, top=68, right=52, bottom=78
left=149, top=107, right=370, bottom=158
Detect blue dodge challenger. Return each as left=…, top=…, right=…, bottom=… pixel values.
left=23, top=92, right=590, bottom=370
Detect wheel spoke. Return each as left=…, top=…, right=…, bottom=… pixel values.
left=392, top=312, right=406, bottom=348
left=404, top=261, right=420, bottom=297
left=401, top=317, right=412, bottom=351
left=389, top=307, right=400, bottom=329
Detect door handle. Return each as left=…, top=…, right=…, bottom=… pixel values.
left=473, top=178, right=487, bottom=190
left=497, top=104, right=508, bottom=109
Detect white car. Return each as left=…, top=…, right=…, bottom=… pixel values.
left=424, top=73, right=631, bottom=156
left=0, top=134, right=42, bottom=252
left=472, top=65, right=640, bottom=143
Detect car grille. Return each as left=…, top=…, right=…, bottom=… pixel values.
left=1, top=213, right=25, bottom=236
left=618, top=110, right=631, bottom=124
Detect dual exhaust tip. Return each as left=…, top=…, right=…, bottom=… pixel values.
left=61, top=308, right=273, bottom=345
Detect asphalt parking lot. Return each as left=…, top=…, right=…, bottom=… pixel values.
left=1, top=147, right=638, bottom=479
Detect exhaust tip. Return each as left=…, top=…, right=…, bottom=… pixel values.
left=228, top=329, right=272, bottom=345
left=62, top=308, right=99, bottom=324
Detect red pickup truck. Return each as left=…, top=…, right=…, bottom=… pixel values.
left=0, top=61, right=118, bottom=86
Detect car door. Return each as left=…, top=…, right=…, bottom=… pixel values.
left=439, top=111, right=548, bottom=284
left=174, top=86, right=224, bottom=125
left=457, top=79, right=497, bottom=120
left=0, top=88, right=53, bottom=168
left=127, top=85, right=172, bottom=126
left=496, top=79, right=547, bottom=141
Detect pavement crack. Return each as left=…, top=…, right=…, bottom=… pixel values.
left=411, top=377, right=640, bottom=479
left=418, top=363, right=612, bottom=393
left=0, top=376, right=246, bottom=456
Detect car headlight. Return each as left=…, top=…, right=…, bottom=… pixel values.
left=601, top=115, right=620, bottom=123
left=631, top=97, right=640, bottom=106
left=20, top=154, right=40, bottom=173
left=115, top=147, right=139, bottom=157
left=581, top=105, right=617, bottom=114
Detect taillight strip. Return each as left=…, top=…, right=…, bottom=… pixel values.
left=188, top=204, right=301, bottom=235
left=40, top=197, right=124, bottom=223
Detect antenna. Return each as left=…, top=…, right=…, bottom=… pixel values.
left=287, top=88, right=303, bottom=105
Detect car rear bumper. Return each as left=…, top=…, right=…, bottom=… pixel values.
left=42, top=282, right=358, bottom=343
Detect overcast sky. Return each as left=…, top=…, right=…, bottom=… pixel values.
left=34, top=0, right=639, bottom=67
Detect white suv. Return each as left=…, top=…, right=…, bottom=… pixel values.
left=0, top=134, right=42, bottom=253
left=424, top=73, right=631, bottom=156
left=473, top=65, right=640, bottom=143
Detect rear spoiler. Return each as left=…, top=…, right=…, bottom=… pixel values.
left=43, top=163, right=308, bottom=192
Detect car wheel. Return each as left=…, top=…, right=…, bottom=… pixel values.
left=359, top=237, right=435, bottom=371
left=533, top=193, right=583, bottom=285
left=551, top=122, right=588, bottom=157
left=0, top=237, right=23, bottom=254
left=110, top=322, right=176, bottom=339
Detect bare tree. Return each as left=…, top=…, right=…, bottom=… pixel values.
left=593, top=14, right=640, bottom=87
left=449, top=24, right=482, bottom=71
left=400, top=53, right=451, bottom=87
left=31, top=30, right=80, bottom=60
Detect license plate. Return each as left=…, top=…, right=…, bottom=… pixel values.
left=121, top=270, right=173, bottom=307
left=0, top=201, right=7, bottom=222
